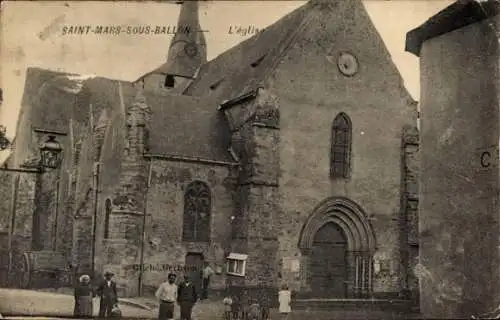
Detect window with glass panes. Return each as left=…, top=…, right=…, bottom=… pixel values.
left=330, top=113, right=352, bottom=179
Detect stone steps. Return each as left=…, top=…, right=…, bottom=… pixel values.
left=292, top=298, right=419, bottom=313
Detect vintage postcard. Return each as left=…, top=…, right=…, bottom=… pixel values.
left=1, top=0, right=499, bottom=319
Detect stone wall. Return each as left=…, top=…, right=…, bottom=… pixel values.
left=0, top=171, right=15, bottom=232
left=400, top=126, right=419, bottom=301
left=0, top=171, right=15, bottom=285
left=104, top=159, right=233, bottom=294
left=418, top=19, right=500, bottom=318
left=33, top=169, right=59, bottom=251
left=223, top=90, right=281, bottom=300
left=141, top=159, right=234, bottom=294
left=9, top=173, right=37, bottom=286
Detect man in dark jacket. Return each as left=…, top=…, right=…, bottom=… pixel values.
left=96, top=271, right=118, bottom=318
left=177, top=275, right=198, bottom=320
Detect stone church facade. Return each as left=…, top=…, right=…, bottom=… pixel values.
left=0, top=0, right=419, bottom=300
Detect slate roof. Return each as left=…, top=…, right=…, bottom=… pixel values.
left=20, top=68, right=80, bottom=134
left=146, top=93, right=234, bottom=162
left=184, top=1, right=314, bottom=102
left=406, top=0, right=500, bottom=56
left=20, top=68, right=133, bottom=137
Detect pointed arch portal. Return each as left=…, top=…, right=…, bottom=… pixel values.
left=298, top=197, right=376, bottom=298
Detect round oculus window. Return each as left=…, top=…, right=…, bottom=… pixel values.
left=337, top=52, right=359, bottom=76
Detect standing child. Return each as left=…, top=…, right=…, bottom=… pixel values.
left=240, top=290, right=250, bottom=320
left=260, top=294, right=271, bottom=320
left=247, top=298, right=261, bottom=320
left=223, top=295, right=233, bottom=320
left=231, top=293, right=241, bottom=320
left=278, top=285, right=291, bottom=320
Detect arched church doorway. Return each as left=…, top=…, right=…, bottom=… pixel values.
left=299, top=197, right=377, bottom=298
left=310, top=222, right=347, bottom=298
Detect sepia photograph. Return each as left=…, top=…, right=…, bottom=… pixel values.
left=0, top=0, right=499, bottom=319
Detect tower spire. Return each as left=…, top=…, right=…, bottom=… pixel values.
left=164, top=0, right=207, bottom=79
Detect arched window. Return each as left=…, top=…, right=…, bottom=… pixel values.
left=330, top=113, right=352, bottom=179
left=104, top=199, right=111, bottom=239
left=183, top=181, right=211, bottom=242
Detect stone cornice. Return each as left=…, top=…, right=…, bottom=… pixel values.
left=239, top=179, right=279, bottom=187
left=406, top=0, right=500, bottom=56
left=144, top=153, right=239, bottom=167
left=33, top=128, right=68, bottom=136
left=110, top=209, right=143, bottom=216
left=218, top=89, right=260, bottom=111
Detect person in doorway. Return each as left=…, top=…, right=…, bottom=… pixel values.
left=156, top=273, right=178, bottom=320
left=74, top=274, right=94, bottom=318
left=97, top=271, right=119, bottom=318
left=201, top=262, right=214, bottom=300
left=278, top=285, right=291, bottom=320
left=177, top=275, right=198, bottom=320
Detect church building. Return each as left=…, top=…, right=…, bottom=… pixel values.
left=0, top=0, right=419, bottom=301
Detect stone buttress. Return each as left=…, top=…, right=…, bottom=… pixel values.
left=103, top=87, right=151, bottom=297
left=223, top=88, right=280, bottom=299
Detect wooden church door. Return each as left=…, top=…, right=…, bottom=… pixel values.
left=310, top=222, right=348, bottom=298
left=185, top=252, right=204, bottom=293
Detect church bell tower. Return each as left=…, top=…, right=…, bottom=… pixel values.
left=138, top=0, right=207, bottom=93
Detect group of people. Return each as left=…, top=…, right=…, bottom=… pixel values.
left=154, top=262, right=216, bottom=320
left=222, top=285, right=292, bottom=320
left=72, top=262, right=292, bottom=320
left=155, top=273, right=199, bottom=320
left=155, top=271, right=292, bottom=320
left=73, top=271, right=120, bottom=318
left=222, top=292, right=271, bottom=320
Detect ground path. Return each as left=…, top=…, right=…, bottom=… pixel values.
left=0, top=288, right=418, bottom=319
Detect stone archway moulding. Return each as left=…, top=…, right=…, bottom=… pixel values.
left=298, top=196, right=377, bottom=252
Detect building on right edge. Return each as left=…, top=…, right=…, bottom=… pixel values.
left=406, top=1, right=500, bottom=318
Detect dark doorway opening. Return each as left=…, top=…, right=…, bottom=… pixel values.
left=184, top=252, right=204, bottom=293
left=310, top=222, right=347, bottom=298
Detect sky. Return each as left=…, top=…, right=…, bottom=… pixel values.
left=0, top=0, right=452, bottom=161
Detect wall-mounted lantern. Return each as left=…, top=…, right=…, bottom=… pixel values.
left=40, top=135, right=63, bottom=169
left=0, top=134, right=64, bottom=173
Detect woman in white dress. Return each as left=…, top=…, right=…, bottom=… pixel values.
left=278, top=285, right=292, bottom=319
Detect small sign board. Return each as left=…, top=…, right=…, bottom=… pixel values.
left=475, top=144, right=499, bottom=172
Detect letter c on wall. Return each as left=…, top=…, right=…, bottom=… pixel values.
left=481, top=151, right=491, bottom=168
